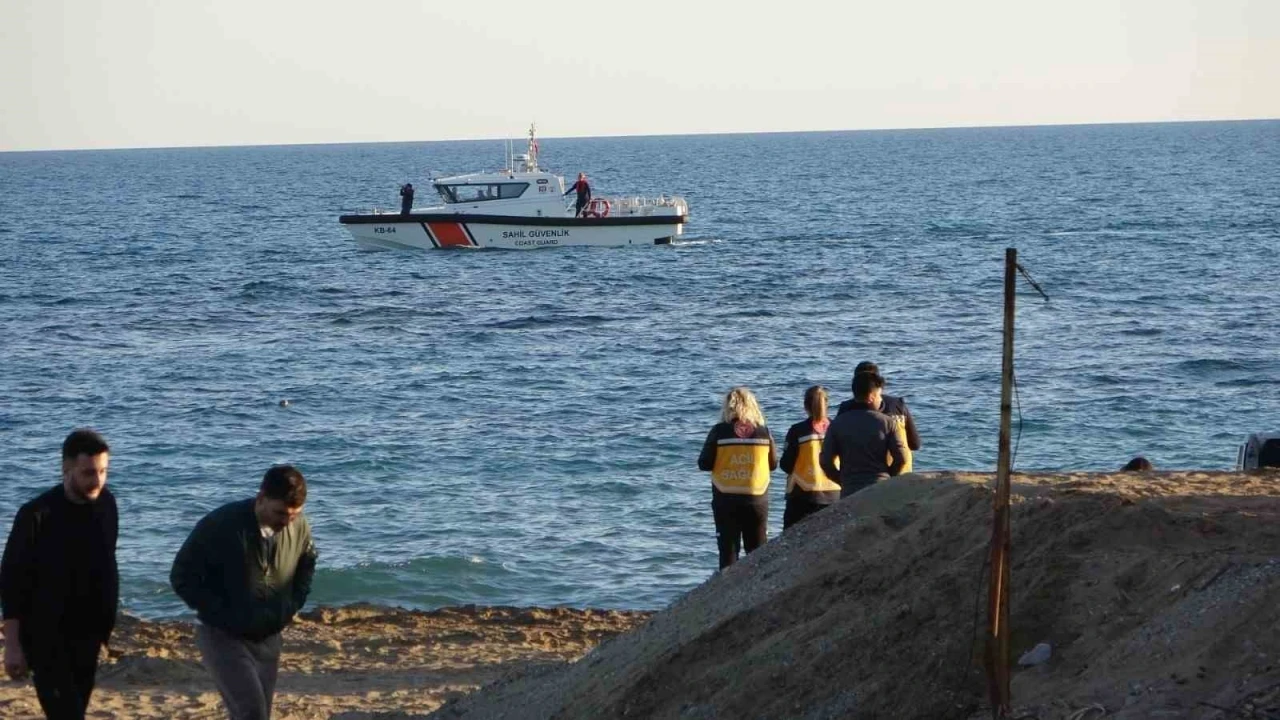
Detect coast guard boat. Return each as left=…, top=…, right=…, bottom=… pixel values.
left=339, top=126, right=689, bottom=251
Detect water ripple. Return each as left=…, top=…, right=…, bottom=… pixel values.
left=2, top=121, right=1278, bottom=618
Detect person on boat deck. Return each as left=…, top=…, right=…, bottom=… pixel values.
left=837, top=361, right=921, bottom=471
left=780, top=386, right=842, bottom=529
left=564, top=172, right=591, bottom=216
left=822, top=371, right=907, bottom=498
left=698, top=386, right=777, bottom=570
left=399, top=183, right=414, bottom=215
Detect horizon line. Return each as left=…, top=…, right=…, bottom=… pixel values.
left=2, top=116, right=1277, bottom=155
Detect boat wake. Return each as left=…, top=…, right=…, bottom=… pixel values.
left=668, top=236, right=721, bottom=247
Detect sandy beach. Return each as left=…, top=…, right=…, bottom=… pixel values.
left=0, top=605, right=648, bottom=719
left=4, top=470, right=1280, bottom=719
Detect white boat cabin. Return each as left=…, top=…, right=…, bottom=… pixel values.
left=430, top=166, right=569, bottom=218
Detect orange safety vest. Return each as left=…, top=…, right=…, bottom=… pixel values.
left=786, top=433, right=841, bottom=494
left=711, top=437, right=771, bottom=495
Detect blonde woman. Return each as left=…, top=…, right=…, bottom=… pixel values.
left=697, top=387, right=778, bottom=569
left=780, top=386, right=842, bottom=529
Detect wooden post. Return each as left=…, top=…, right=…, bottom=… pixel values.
left=985, top=248, right=1016, bottom=718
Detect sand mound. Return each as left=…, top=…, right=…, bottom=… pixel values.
left=431, top=471, right=1280, bottom=720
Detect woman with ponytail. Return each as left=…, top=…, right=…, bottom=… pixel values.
left=780, top=386, right=842, bottom=529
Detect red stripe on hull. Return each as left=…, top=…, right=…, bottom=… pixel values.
left=428, top=222, right=473, bottom=247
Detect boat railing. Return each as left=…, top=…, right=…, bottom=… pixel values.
left=599, top=194, right=689, bottom=216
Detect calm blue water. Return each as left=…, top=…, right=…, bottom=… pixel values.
left=1, top=121, right=1278, bottom=618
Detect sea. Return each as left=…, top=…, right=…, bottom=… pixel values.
left=1, top=120, right=1278, bottom=619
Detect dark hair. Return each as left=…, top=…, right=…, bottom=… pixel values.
left=62, top=428, right=109, bottom=460
left=260, top=465, right=307, bottom=506
left=1120, top=456, right=1152, bottom=472
left=851, top=361, right=882, bottom=394
left=853, top=372, right=884, bottom=400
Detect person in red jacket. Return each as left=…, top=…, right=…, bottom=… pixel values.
left=564, top=173, right=591, bottom=216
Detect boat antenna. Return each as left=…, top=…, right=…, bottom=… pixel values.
left=528, top=122, right=539, bottom=172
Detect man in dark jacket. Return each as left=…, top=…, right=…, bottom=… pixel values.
left=821, top=372, right=906, bottom=497
left=1, top=428, right=118, bottom=719
left=171, top=465, right=317, bottom=720
left=399, top=183, right=414, bottom=215
left=837, top=361, right=922, bottom=451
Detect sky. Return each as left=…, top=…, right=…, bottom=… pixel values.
left=1, top=0, right=1277, bottom=152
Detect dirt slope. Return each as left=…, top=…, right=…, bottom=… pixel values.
left=431, top=471, right=1280, bottom=720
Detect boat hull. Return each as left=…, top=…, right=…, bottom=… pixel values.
left=339, top=213, right=684, bottom=251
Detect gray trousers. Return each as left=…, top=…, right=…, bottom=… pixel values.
left=196, top=624, right=283, bottom=720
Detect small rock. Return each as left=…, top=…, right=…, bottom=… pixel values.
left=1018, top=642, right=1052, bottom=666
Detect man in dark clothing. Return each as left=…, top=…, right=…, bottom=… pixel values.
left=171, top=465, right=317, bottom=720
left=836, top=361, right=922, bottom=452
left=399, top=183, right=414, bottom=215
left=564, top=172, right=591, bottom=216
left=821, top=372, right=906, bottom=497
left=1, top=428, right=118, bottom=720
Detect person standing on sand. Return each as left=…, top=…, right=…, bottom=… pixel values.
left=780, top=386, right=842, bottom=529
left=1, top=429, right=118, bottom=720
left=822, top=372, right=906, bottom=497
left=838, top=361, right=921, bottom=472
left=698, top=387, right=778, bottom=569
left=171, top=465, right=317, bottom=720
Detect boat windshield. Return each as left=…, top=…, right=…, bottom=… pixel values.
left=436, top=183, right=529, bottom=203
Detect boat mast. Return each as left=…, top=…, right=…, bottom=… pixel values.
left=527, top=123, right=539, bottom=172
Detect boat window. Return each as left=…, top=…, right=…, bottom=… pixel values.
left=497, top=183, right=528, bottom=199
left=435, top=183, right=528, bottom=203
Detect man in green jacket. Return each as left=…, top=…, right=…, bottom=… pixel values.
left=170, top=465, right=317, bottom=720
